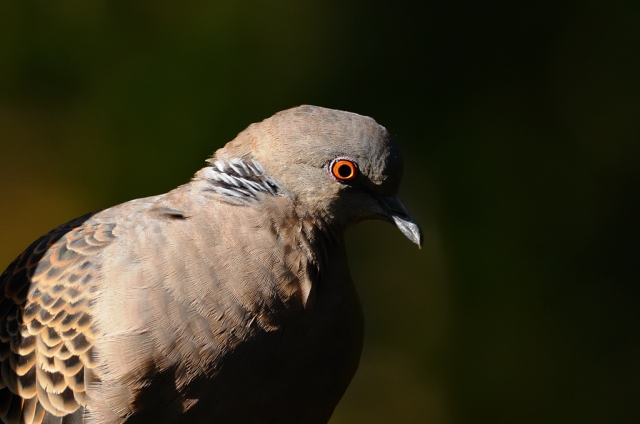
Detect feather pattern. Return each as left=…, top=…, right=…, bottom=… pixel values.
left=201, top=158, right=287, bottom=204
left=0, top=214, right=112, bottom=424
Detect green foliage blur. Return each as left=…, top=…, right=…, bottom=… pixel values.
left=1, top=1, right=638, bottom=422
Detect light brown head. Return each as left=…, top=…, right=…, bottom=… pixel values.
left=208, top=105, right=421, bottom=246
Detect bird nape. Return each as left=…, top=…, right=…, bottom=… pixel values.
left=0, top=105, right=421, bottom=424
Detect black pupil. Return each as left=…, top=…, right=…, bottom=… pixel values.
left=337, top=164, right=352, bottom=178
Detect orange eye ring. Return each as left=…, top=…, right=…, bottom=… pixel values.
left=331, top=159, right=357, bottom=182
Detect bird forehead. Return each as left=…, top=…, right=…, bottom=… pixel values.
left=264, top=106, right=400, bottom=170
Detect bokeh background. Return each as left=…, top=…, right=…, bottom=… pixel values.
left=1, top=1, right=638, bottom=423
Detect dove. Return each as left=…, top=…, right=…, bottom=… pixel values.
left=0, top=105, right=421, bottom=424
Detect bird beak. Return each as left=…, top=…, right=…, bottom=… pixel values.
left=378, top=196, right=423, bottom=248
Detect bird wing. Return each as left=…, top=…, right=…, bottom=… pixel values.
left=0, top=213, right=114, bottom=424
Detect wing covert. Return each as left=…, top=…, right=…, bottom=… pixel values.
left=0, top=215, right=114, bottom=424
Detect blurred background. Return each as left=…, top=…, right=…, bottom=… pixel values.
left=1, top=1, right=638, bottom=422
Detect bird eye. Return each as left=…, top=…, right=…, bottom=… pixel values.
left=330, top=159, right=357, bottom=182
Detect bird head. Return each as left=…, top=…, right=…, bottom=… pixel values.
left=211, top=105, right=422, bottom=247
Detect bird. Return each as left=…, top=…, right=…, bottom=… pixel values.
left=0, top=105, right=421, bottom=424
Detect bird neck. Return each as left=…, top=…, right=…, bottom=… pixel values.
left=289, top=202, right=346, bottom=274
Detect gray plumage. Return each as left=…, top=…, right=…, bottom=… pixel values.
left=0, top=105, right=421, bottom=424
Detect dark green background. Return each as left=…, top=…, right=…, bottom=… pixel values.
left=1, top=1, right=638, bottom=423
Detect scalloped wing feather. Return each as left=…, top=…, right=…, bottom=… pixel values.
left=0, top=214, right=113, bottom=424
